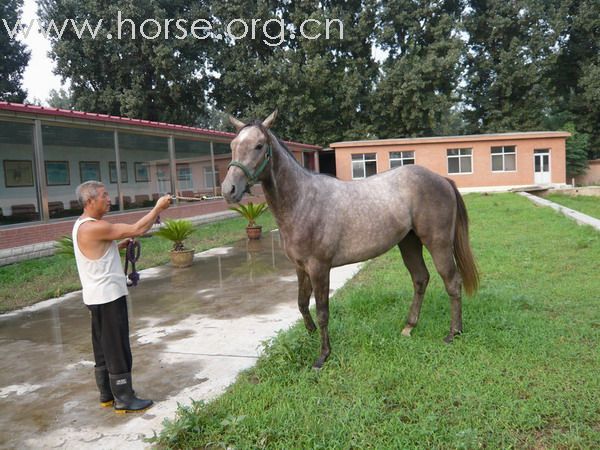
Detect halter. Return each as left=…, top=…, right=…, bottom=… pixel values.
left=228, top=142, right=272, bottom=188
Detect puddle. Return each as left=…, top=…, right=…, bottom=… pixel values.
left=0, top=231, right=300, bottom=449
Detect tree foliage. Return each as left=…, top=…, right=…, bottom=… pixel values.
left=38, top=0, right=599, bottom=158
left=38, top=0, right=212, bottom=124
left=370, top=0, right=464, bottom=138
left=0, top=0, right=30, bottom=102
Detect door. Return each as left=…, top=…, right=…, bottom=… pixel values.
left=534, top=150, right=551, bottom=184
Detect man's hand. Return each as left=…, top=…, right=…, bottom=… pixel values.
left=156, top=194, right=172, bottom=211
left=118, top=238, right=132, bottom=250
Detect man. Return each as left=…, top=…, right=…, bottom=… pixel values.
left=72, top=181, right=171, bottom=413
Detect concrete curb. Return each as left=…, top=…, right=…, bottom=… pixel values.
left=518, top=192, right=600, bottom=231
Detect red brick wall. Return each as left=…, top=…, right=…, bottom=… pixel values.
left=0, top=196, right=265, bottom=250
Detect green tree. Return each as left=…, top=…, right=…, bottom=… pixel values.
left=47, top=87, right=74, bottom=109
left=462, top=0, right=558, bottom=133
left=38, top=0, right=212, bottom=124
left=370, top=0, right=465, bottom=138
left=0, top=0, right=30, bottom=102
left=209, top=0, right=378, bottom=146
left=562, top=122, right=590, bottom=177
left=546, top=0, right=600, bottom=156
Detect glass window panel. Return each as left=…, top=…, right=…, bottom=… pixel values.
left=365, top=153, right=376, bottom=160
left=448, top=157, right=459, bottom=173
left=390, top=159, right=402, bottom=169
left=352, top=154, right=364, bottom=161
left=174, top=139, right=214, bottom=196
left=405, top=159, right=415, bottom=165
left=535, top=156, right=541, bottom=172
left=505, top=154, right=516, bottom=171
left=0, top=120, right=40, bottom=225
left=461, top=156, right=472, bottom=173
left=352, top=161, right=364, bottom=179
left=491, top=146, right=503, bottom=154
left=543, top=156, right=549, bottom=172
left=389, top=152, right=402, bottom=159
left=447, top=149, right=459, bottom=156
left=365, top=160, right=377, bottom=177
left=43, top=125, right=116, bottom=216
left=119, top=132, right=169, bottom=210
left=492, top=155, right=503, bottom=171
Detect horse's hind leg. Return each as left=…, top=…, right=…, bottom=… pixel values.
left=398, top=231, right=430, bottom=337
left=428, top=243, right=463, bottom=343
left=306, top=262, right=331, bottom=368
left=296, top=267, right=316, bottom=333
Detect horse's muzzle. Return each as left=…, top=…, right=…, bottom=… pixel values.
left=222, top=175, right=247, bottom=204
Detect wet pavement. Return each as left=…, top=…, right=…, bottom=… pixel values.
left=0, top=231, right=361, bottom=449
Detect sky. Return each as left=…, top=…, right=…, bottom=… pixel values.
left=21, top=0, right=66, bottom=104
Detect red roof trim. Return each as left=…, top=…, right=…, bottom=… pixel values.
left=0, top=102, right=321, bottom=150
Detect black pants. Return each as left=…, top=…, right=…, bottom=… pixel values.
left=87, top=296, right=132, bottom=375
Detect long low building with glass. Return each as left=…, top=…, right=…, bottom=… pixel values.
left=0, top=102, right=321, bottom=263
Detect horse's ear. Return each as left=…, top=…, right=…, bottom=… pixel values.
left=229, top=115, right=246, bottom=132
left=262, top=110, right=278, bottom=129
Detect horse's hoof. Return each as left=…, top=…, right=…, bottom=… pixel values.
left=444, top=331, right=462, bottom=344
left=401, top=325, right=414, bottom=337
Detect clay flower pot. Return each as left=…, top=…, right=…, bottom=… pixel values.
left=169, top=249, right=195, bottom=268
left=246, top=225, right=263, bottom=240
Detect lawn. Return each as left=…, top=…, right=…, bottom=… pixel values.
left=544, top=193, right=600, bottom=220
left=0, top=212, right=277, bottom=313
left=152, top=193, right=600, bottom=449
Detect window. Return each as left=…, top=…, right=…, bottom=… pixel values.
left=447, top=148, right=472, bottom=174
left=389, top=151, right=415, bottom=169
left=204, top=166, right=219, bottom=189
left=491, top=145, right=516, bottom=172
left=177, top=163, right=193, bottom=190
left=352, top=153, right=377, bottom=179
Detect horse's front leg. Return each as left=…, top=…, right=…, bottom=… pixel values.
left=307, top=264, right=331, bottom=369
left=296, top=267, right=316, bottom=333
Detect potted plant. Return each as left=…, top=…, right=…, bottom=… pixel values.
left=154, top=219, right=195, bottom=267
left=229, top=202, right=268, bottom=239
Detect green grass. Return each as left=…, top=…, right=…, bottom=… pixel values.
left=544, top=193, right=600, bottom=219
left=0, top=212, right=277, bottom=313
left=152, top=194, right=600, bottom=449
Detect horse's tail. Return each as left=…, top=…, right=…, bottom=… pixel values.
left=446, top=178, right=480, bottom=296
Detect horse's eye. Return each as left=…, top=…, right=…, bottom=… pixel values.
left=255, top=144, right=263, bottom=151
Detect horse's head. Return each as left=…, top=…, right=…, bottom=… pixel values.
left=222, top=110, right=277, bottom=204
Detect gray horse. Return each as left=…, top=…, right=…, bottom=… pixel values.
left=222, top=111, right=479, bottom=368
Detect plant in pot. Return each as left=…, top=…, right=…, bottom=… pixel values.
left=154, top=218, right=195, bottom=267
left=229, top=202, right=268, bottom=239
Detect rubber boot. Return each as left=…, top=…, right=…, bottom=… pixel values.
left=109, top=372, right=153, bottom=414
left=94, top=366, right=114, bottom=407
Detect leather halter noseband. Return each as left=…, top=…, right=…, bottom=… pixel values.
left=228, top=128, right=272, bottom=188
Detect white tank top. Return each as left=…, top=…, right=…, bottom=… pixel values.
left=72, top=217, right=128, bottom=305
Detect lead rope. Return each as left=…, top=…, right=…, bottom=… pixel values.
left=124, top=239, right=141, bottom=286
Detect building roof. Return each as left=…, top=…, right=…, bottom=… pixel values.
left=0, top=102, right=321, bottom=150
left=330, top=131, right=571, bottom=148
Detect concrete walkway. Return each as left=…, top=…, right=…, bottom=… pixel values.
left=518, top=192, right=600, bottom=231
left=0, top=231, right=361, bottom=449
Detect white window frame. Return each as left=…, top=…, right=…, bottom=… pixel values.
left=447, top=148, right=473, bottom=175
left=491, top=145, right=517, bottom=172
left=351, top=153, right=377, bottom=179
left=389, top=151, right=415, bottom=169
